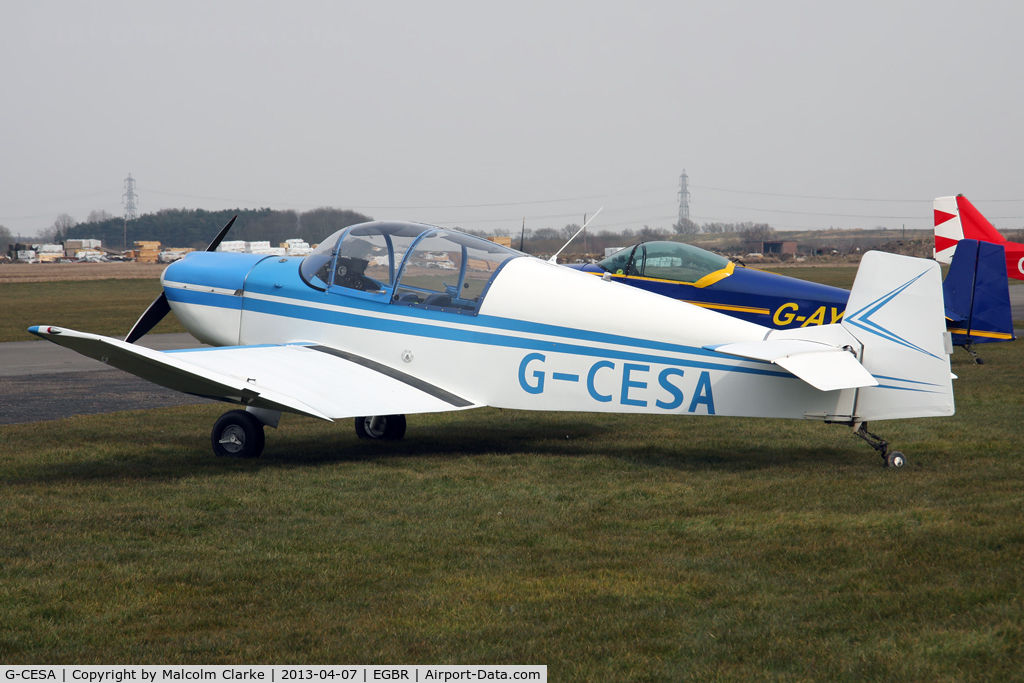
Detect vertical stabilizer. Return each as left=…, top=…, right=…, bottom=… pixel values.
left=934, top=195, right=1008, bottom=264
left=934, top=196, right=963, bottom=264
left=943, top=239, right=1015, bottom=345
left=956, top=195, right=1006, bottom=244
left=842, top=252, right=954, bottom=421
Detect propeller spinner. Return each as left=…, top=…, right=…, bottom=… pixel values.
left=125, top=215, right=237, bottom=344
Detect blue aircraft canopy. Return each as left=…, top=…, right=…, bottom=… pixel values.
left=300, top=221, right=429, bottom=291
left=599, top=241, right=732, bottom=284
left=299, top=221, right=522, bottom=314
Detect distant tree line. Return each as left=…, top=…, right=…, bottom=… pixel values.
left=0, top=224, right=12, bottom=254
left=60, top=207, right=373, bottom=251
left=673, top=218, right=775, bottom=241
left=45, top=206, right=781, bottom=259
left=458, top=221, right=775, bottom=256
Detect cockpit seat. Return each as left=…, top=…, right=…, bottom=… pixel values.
left=422, top=293, right=452, bottom=307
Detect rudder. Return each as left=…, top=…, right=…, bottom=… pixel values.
left=943, top=239, right=1015, bottom=345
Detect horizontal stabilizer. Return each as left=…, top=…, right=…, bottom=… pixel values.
left=707, top=336, right=877, bottom=392
left=28, top=326, right=480, bottom=420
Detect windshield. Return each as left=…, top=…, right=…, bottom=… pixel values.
left=301, top=221, right=522, bottom=313
left=300, top=222, right=426, bottom=291
left=300, top=240, right=336, bottom=290
left=598, top=241, right=731, bottom=283
left=333, top=223, right=423, bottom=293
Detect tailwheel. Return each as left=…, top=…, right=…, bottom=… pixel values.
left=852, top=422, right=907, bottom=468
left=212, top=409, right=265, bottom=458
left=963, top=341, right=984, bottom=365
left=354, top=414, right=407, bottom=440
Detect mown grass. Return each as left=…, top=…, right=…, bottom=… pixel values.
left=1, top=341, right=1023, bottom=678
left=0, top=279, right=186, bottom=342
left=2, top=266, right=1022, bottom=678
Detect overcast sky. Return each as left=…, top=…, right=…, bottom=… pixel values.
left=2, top=1, right=1023, bottom=239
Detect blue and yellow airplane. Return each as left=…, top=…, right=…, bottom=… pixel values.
left=568, top=239, right=1015, bottom=358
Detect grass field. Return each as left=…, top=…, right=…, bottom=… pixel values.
left=0, top=262, right=168, bottom=284
left=2, top=270, right=1023, bottom=679
left=0, top=279, right=187, bottom=342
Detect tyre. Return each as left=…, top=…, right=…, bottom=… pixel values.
left=886, top=451, right=906, bottom=468
left=211, top=410, right=266, bottom=458
left=354, top=414, right=407, bottom=440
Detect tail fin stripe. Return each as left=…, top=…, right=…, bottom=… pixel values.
left=872, top=374, right=945, bottom=387
left=874, top=384, right=949, bottom=394
left=845, top=271, right=944, bottom=360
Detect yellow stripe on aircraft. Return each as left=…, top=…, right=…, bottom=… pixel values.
left=946, top=327, right=1016, bottom=340
left=585, top=266, right=769, bottom=314
left=682, top=300, right=771, bottom=315
left=597, top=262, right=735, bottom=289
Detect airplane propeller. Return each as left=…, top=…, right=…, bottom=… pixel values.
left=125, top=215, right=238, bottom=344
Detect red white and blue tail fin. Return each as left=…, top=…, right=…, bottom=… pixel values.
left=934, top=195, right=1007, bottom=264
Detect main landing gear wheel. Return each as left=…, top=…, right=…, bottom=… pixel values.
left=354, top=414, right=407, bottom=440
left=212, top=410, right=265, bottom=458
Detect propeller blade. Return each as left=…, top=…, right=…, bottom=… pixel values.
left=125, top=292, right=171, bottom=344
left=124, top=215, right=238, bottom=344
left=206, top=215, right=238, bottom=252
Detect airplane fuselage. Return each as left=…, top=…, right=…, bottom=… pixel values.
left=163, top=250, right=863, bottom=422
left=569, top=238, right=1014, bottom=347
left=30, top=220, right=954, bottom=463
left=570, top=262, right=850, bottom=330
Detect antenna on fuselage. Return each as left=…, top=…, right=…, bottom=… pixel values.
left=548, top=207, right=603, bottom=264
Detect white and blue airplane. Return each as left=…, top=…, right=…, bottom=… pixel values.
left=30, top=219, right=955, bottom=467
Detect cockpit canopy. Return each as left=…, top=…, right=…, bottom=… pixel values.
left=300, top=221, right=522, bottom=314
left=598, top=241, right=732, bottom=284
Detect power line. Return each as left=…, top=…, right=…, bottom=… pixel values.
left=694, top=198, right=1024, bottom=220
left=692, top=185, right=929, bottom=203
left=8, top=179, right=1024, bottom=232
left=143, top=188, right=632, bottom=211
left=692, top=184, right=1024, bottom=204
left=0, top=189, right=114, bottom=210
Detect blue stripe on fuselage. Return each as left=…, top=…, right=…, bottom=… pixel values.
left=166, top=288, right=244, bottom=310
left=168, top=280, right=944, bottom=392
left=165, top=285, right=791, bottom=378
left=170, top=258, right=755, bottom=362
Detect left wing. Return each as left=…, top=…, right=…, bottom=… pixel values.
left=28, top=326, right=479, bottom=420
